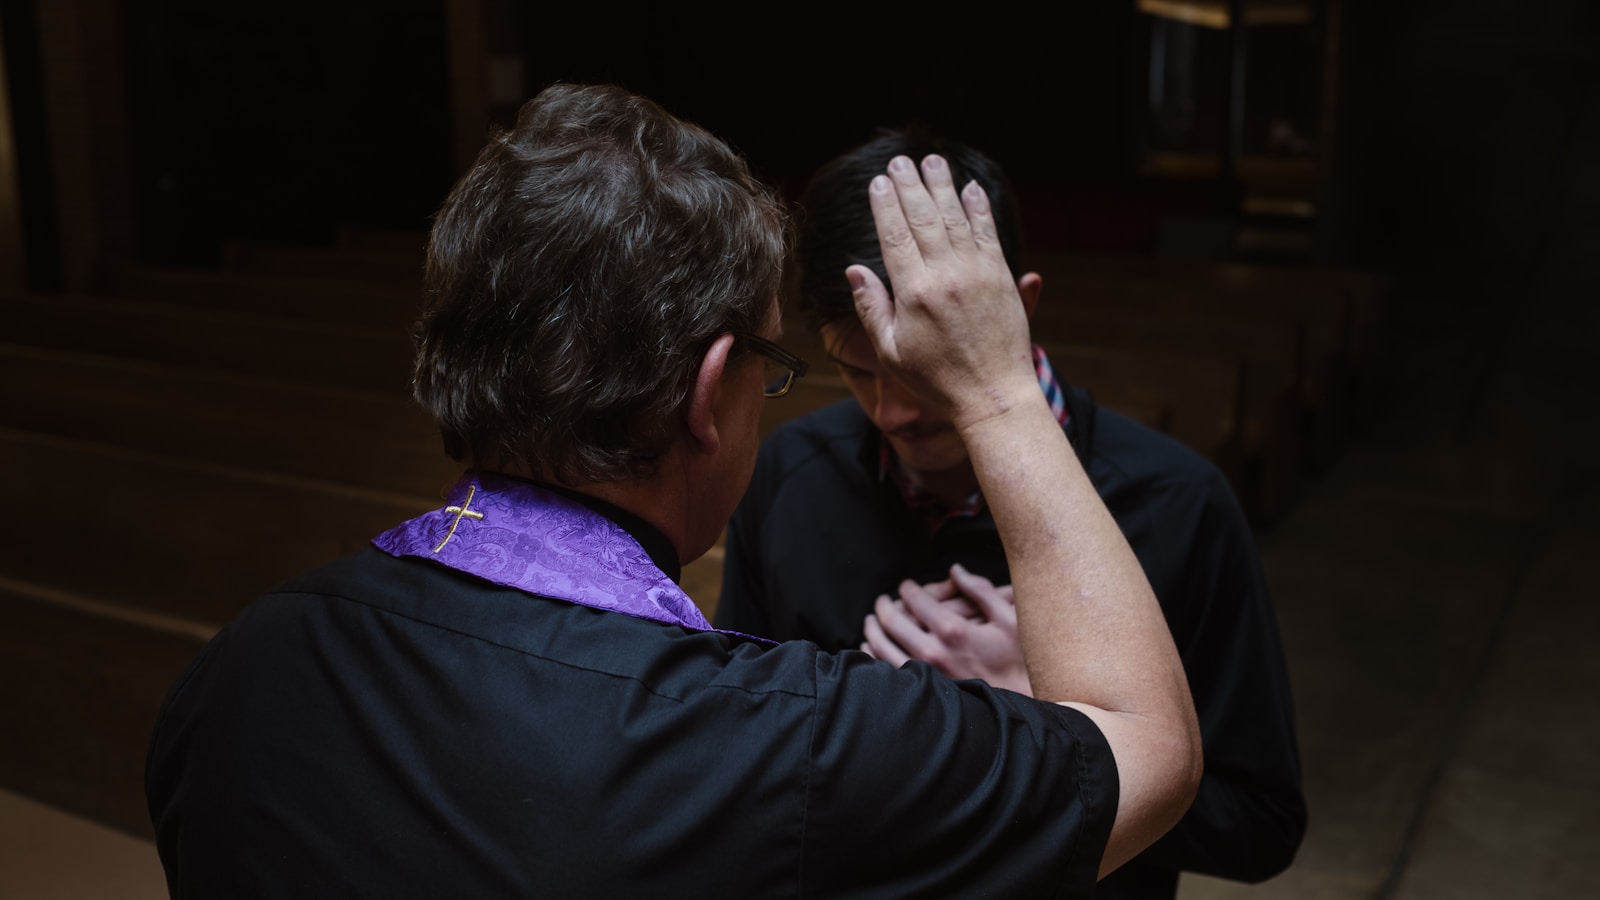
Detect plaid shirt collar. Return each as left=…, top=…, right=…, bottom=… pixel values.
left=879, top=344, right=1070, bottom=532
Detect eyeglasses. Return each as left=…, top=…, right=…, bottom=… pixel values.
left=734, top=331, right=809, bottom=398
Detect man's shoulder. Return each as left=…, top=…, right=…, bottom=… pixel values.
left=1072, top=391, right=1258, bottom=577
left=265, top=546, right=415, bottom=601
left=252, top=548, right=500, bottom=630
left=751, top=398, right=871, bottom=483
left=765, top=397, right=870, bottom=448
left=1078, top=393, right=1235, bottom=506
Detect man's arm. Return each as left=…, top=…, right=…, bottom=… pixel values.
left=852, top=153, right=1202, bottom=877
left=1135, top=480, right=1307, bottom=881
left=863, top=514, right=1308, bottom=882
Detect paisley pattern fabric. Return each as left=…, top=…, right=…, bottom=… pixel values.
left=373, top=471, right=722, bottom=635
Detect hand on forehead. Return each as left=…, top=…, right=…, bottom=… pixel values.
left=873, top=155, right=991, bottom=273
left=844, top=154, right=1034, bottom=429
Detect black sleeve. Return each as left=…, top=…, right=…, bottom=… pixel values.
left=1138, top=472, right=1308, bottom=883
left=802, top=650, right=1120, bottom=899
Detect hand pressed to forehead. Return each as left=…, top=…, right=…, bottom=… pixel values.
left=846, top=154, right=1037, bottom=433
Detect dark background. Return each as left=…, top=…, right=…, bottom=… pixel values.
left=11, top=0, right=1589, bottom=284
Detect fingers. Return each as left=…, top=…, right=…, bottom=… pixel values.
left=938, top=596, right=982, bottom=620
left=948, top=563, right=995, bottom=593
left=872, top=593, right=941, bottom=663
left=885, top=155, right=950, bottom=264
left=949, top=563, right=1018, bottom=625
left=959, top=180, right=1004, bottom=259
left=901, top=577, right=979, bottom=619
left=898, top=579, right=967, bottom=636
left=867, top=168, right=919, bottom=287
left=872, top=155, right=981, bottom=295
left=916, top=577, right=959, bottom=602
left=861, top=576, right=978, bottom=671
left=859, top=153, right=1037, bottom=430
left=920, top=155, right=975, bottom=252
left=848, top=262, right=895, bottom=355
left=862, top=606, right=912, bottom=668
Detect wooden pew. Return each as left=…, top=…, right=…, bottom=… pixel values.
left=2, top=292, right=414, bottom=394
left=0, top=327, right=727, bottom=615
left=1030, top=304, right=1303, bottom=522
left=1034, top=254, right=1386, bottom=469
left=107, top=266, right=421, bottom=328
left=0, top=582, right=207, bottom=838
left=334, top=227, right=428, bottom=255
left=0, top=430, right=431, bottom=627
left=0, top=429, right=723, bottom=631
left=0, top=349, right=445, bottom=836
left=0, top=343, right=456, bottom=496
left=1042, top=340, right=1243, bottom=479
left=220, top=239, right=426, bottom=286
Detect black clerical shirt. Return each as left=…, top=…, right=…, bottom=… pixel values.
left=147, top=502, right=1119, bottom=898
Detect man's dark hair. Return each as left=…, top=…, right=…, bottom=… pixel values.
left=795, top=127, right=1026, bottom=333
left=414, top=83, right=788, bottom=483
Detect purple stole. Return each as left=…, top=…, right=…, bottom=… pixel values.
left=373, top=472, right=770, bottom=643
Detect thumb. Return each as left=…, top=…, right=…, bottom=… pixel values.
left=847, top=265, right=895, bottom=358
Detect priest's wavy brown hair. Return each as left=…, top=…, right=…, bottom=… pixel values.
left=414, top=83, right=788, bottom=484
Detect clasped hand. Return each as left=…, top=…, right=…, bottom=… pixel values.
left=859, top=564, right=1033, bottom=697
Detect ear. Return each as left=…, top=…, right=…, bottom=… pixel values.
left=686, top=333, right=739, bottom=455
left=1017, top=272, right=1043, bottom=322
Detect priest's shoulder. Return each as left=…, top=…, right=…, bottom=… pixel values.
left=223, top=546, right=458, bottom=627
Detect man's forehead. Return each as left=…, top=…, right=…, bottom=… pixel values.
left=819, top=318, right=878, bottom=365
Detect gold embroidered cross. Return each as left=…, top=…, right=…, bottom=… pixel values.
left=432, top=484, right=485, bottom=553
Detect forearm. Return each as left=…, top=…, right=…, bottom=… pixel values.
left=958, top=392, right=1185, bottom=716
left=959, top=387, right=1202, bottom=874
left=851, top=153, right=1201, bottom=875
